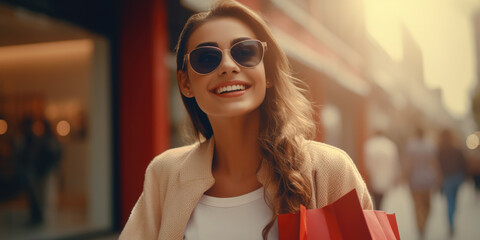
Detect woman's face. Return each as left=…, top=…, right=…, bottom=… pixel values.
left=179, top=17, right=269, bottom=119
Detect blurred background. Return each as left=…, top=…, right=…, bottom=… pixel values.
left=0, top=0, right=479, bottom=239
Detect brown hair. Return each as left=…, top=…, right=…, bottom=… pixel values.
left=175, top=0, right=316, bottom=238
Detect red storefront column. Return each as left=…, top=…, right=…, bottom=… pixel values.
left=120, top=0, right=170, bottom=226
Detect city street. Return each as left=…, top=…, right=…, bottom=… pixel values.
left=382, top=180, right=480, bottom=240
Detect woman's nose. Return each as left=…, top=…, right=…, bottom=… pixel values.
left=218, top=50, right=240, bottom=75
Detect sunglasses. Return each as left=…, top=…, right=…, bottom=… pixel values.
left=183, top=39, right=267, bottom=75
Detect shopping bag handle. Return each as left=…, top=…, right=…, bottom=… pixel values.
left=300, top=205, right=307, bottom=240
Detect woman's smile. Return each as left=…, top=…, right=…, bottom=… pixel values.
left=209, top=80, right=252, bottom=97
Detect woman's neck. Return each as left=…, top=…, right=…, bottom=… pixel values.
left=209, top=109, right=263, bottom=179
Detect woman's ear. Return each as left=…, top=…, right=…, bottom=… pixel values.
left=266, top=79, right=273, bottom=88
left=178, top=71, right=194, bottom=98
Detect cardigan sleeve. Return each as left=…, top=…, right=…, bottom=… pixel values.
left=327, top=149, right=373, bottom=210
left=309, top=141, right=373, bottom=210
left=119, top=159, right=164, bottom=240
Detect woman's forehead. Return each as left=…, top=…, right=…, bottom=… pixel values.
left=187, top=17, right=257, bottom=50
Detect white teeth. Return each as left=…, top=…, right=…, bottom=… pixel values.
left=216, top=84, right=246, bottom=94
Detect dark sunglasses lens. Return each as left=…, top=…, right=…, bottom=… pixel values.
left=189, top=48, right=222, bottom=74
left=231, top=41, right=263, bottom=67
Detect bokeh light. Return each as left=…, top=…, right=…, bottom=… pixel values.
left=56, top=120, right=71, bottom=137
left=0, top=119, right=7, bottom=135
left=466, top=132, right=480, bottom=150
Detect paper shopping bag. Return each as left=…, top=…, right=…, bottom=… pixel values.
left=277, top=189, right=400, bottom=240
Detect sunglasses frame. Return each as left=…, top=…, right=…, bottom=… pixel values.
left=183, top=39, right=267, bottom=75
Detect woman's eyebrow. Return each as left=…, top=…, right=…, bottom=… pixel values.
left=195, top=42, right=218, bottom=48
left=194, top=37, right=252, bottom=49
left=231, top=37, right=251, bottom=45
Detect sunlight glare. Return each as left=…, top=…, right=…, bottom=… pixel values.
left=364, top=0, right=403, bottom=61
left=365, top=0, right=478, bottom=118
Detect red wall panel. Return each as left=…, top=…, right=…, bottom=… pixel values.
left=120, top=0, right=170, bottom=226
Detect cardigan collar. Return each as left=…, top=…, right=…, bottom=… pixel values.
left=179, top=137, right=215, bottom=184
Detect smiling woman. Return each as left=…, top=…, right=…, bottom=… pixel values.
left=119, top=1, right=372, bottom=239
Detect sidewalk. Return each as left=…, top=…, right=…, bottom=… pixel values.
left=382, top=180, right=480, bottom=240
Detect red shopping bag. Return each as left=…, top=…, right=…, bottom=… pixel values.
left=277, top=189, right=400, bottom=240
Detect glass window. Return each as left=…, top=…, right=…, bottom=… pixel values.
left=0, top=5, right=112, bottom=239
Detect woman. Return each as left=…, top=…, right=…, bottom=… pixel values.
left=120, top=1, right=372, bottom=239
left=404, top=127, right=439, bottom=238
left=437, top=129, right=467, bottom=236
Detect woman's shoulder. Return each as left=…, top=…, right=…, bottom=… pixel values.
left=301, top=139, right=361, bottom=177
left=302, top=140, right=353, bottom=167
left=303, top=139, right=373, bottom=209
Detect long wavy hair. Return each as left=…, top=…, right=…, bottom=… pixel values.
left=175, top=0, right=316, bottom=238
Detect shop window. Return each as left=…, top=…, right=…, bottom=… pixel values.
left=0, top=5, right=112, bottom=239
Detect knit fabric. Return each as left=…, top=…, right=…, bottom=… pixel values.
left=119, top=137, right=372, bottom=240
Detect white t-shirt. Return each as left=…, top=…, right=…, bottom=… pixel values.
left=364, top=135, right=400, bottom=193
left=184, top=187, right=279, bottom=240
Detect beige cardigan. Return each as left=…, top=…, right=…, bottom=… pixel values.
left=120, top=137, right=372, bottom=240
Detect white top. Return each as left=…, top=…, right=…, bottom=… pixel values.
left=364, top=135, right=400, bottom=193
left=405, top=137, right=438, bottom=190
left=184, top=187, right=279, bottom=240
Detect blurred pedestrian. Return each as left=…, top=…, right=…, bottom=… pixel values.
left=473, top=158, right=480, bottom=198
left=404, top=127, right=439, bottom=239
left=468, top=146, right=480, bottom=198
left=437, top=129, right=467, bottom=236
left=364, top=130, right=400, bottom=210
left=0, top=116, right=20, bottom=202
left=15, top=117, right=62, bottom=225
